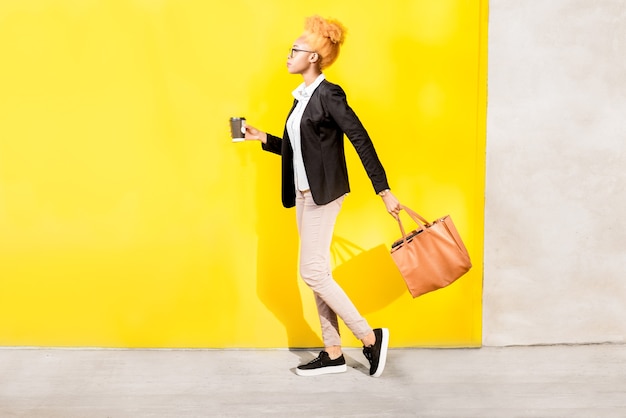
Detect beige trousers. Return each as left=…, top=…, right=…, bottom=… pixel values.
left=295, top=190, right=372, bottom=347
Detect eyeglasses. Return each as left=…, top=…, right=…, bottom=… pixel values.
left=289, top=48, right=315, bottom=58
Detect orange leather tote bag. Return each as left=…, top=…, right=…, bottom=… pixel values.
left=390, top=205, right=472, bottom=298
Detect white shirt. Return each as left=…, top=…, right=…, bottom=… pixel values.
left=286, top=73, right=326, bottom=192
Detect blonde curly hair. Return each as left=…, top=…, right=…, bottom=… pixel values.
left=302, top=15, right=347, bottom=69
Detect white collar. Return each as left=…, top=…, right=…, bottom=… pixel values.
left=292, top=73, right=326, bottom=101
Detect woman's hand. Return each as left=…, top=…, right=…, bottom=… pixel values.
left=244, top=124, right=267, bottom=144
left=381, top=190, right=401, bottom=220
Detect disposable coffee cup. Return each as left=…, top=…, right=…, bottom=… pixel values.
left=230, top=117, right=246, bottom=142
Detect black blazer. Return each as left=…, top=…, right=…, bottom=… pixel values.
left=262, top=79, right=389, bottom=208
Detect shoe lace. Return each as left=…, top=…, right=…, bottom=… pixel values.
left=363, top=346, right=373, bottom=362
left=306, top=351, right=325, bottom=365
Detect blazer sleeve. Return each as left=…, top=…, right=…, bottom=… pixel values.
left=261, top=133, right=282, bottom=155
left=322, top=84, right=390, bottom=194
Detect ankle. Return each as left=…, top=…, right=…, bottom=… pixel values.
left=325, top=347, right=342, bottom=360
left=361, top=331, right=376, bottom=347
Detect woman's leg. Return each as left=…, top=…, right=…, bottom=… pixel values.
left=295, top=190, right=372, bottom=352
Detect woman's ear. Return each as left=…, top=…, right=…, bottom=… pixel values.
left=310, top=52, right=319, bottom=63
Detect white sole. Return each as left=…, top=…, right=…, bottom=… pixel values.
left=295, top=364, right=347, bottom=377
left=371, top=328, right=389, bottom=378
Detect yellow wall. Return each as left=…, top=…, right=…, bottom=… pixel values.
left=0, top=0, right=487, bottom=348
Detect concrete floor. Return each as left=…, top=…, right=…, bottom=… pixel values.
left=0, top=344, right=624, bottom=417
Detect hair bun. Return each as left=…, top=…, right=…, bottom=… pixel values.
left=305, top=15, right=346, bottom=45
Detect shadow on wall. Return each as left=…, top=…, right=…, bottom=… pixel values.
left=255, top=216, right=322, bottom=348
left=331, top=236, right=407, bottom=315
left=255, top=228, right=406, bottom=348
left=255, top=225, right=407, bottom=348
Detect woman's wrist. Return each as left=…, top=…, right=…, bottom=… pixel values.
left=378, top=189, right=390, bottom=197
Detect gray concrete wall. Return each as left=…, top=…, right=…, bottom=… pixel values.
left=484, top=1, right=626, bottom=346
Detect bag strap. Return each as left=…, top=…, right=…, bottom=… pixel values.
left=401, top=205, right=432, bottom=227
left=395, top=205, right=432, bottom=245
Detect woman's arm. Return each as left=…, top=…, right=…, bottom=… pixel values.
left=323, top=84, right=401, bottom=218
left=322, top=84, right=388, bottom=191
left=244, top=124, right=267, bottom=143
left=378, top=189, right=402, bottom=220
left=245, top=124, right=282, bottom=155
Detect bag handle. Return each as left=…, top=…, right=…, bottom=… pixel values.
left=396, top=205, right=432, bottom=245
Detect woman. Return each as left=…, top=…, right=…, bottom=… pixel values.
left=244, top=15, right=401, bottom=377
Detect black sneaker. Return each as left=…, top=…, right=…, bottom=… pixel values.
left=296, top=351, right=347, bottom=376
left=363, top=328, right=389, bottom=377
